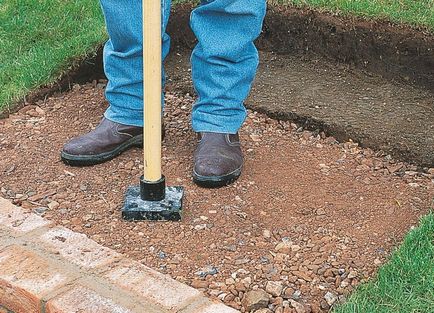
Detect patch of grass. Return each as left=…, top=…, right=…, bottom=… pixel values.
left=0, top=0, right=106, bottom=112
left=271, top=0, right=434, bottom=31
left=334, top=212, right=434, bottom=313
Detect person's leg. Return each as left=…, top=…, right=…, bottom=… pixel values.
left=61, top=0, right=171, bottom=166
left=103, top=0, right=171, bottom=127
left=190, top=0, right=266, bottom=187
left=190, top=0, right=266, bottom=134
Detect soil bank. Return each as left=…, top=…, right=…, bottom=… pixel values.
left=167, top=5, right=434, bottom=167
left=3, top=4, right=434, bottom=167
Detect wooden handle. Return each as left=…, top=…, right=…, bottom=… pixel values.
left=143, top=0, right=162, bottom=182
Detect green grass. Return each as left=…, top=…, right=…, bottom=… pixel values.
left=334, top=212, right=434, bottom=313
left=0, top=0, right=106, bottom=112
left=271, top=0, right=434, bottom=31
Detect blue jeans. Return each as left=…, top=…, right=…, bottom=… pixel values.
left=101, top=0, right=266, bottom=134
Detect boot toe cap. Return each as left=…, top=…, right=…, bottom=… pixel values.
left=62, top=137, right=94, bottom=156
left=194, top=157, right=240, bottom=178
left=194, top=161, right=222, bottom=177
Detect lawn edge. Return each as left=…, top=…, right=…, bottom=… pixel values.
left=332, top=211, right=434, bottom=313
left=0, top=44, right=103, bottom=119
left=269, top=0, right=434, bottom=34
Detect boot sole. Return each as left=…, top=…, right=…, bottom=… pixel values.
left=192, top=167, right=242, bottom=188
left=61, top=135, right=143, bottom=166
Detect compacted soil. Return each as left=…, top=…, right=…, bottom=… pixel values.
left=167, top=5, right=434, bottom=167
left=1, top=83, right=433, bottom=312
left=166, top=50, right=434, bottom=169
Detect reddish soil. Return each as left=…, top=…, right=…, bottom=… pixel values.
left=1, top=83, right=433, bottom=312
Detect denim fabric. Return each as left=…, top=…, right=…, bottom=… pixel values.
left=101, top=0, right=266, bottom=133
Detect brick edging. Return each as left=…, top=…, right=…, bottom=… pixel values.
left=0, top=197, right=238, bottom=313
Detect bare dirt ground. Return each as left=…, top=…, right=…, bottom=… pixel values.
left=170, top=4, right=434, bottom=93
left=168, top=5, right=434, bottom=167
left=166, top=50, right=434, bottom=168
left=1, top=82, right=433, bottom=312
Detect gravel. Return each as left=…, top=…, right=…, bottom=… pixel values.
left=0, top=83, right=433, bottom=312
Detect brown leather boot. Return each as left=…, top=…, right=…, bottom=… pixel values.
left=193, top=132, right=244, bottom=188
left=61, top=118, right=143, bottom=166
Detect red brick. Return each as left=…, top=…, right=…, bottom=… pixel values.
left=0, top=198, right=50, bottom=234
left=103, top=260, right=201, bottom=311
left=0, top=246, right=70, bottom=313
left=45, top=285, right=134, bottom=313
left=39, top=227, right=121, bottom=269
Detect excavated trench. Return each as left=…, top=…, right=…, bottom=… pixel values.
left=19, top=4, right=434, bottom=167
left=166, top=5, right=434, bottom=168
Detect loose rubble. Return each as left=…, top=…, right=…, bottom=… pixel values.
left=0, top=82, right=432, bottom=312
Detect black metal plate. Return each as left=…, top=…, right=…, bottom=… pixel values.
left=122, top=185, right=184, bottom=221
